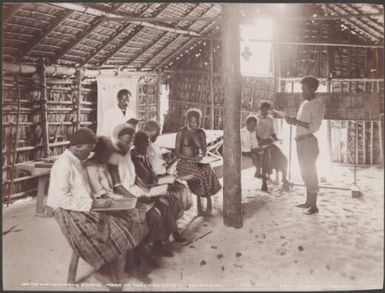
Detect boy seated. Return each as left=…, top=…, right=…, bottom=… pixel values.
left=240, top=115, right=271, bottom=192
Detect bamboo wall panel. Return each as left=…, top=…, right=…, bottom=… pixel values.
left=2, top=74, right=97, bottom=203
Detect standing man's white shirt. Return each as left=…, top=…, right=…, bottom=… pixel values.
left=47, top=149, right=93, bottom=212
left=99, top=105, right=136, bottom=142
left=295, top=97, right=325, bottom=138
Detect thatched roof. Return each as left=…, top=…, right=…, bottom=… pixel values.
left=2, top=2, right=383, bottom=71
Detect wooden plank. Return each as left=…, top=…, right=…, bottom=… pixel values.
left=222, top=4, right=242, bottom=229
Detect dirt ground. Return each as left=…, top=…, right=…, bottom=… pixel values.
left=2, top=164, right=383, bottom=291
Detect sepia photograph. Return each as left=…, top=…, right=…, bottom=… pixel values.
left=1, top=1, right=384, bottom=291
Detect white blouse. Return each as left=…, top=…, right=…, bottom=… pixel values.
left=47, top=150, right=93, bottom=212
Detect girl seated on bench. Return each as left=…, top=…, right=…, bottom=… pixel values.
left=175, top=108, right=222, bottom=216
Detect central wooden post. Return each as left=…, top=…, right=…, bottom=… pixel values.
left=222, top=4, right=242, bottom=228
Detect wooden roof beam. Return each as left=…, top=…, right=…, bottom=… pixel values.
left=51, top=3, right=200, bottom=36
left=79, top=3, right=155, bottom=66
left=139, top=4, right=215, bottom=70
left=328, top=4, right=383, bottom=40
left=133, top=4, right=202, bottom=70
left=3, top=4, right=24, bottom=22
left=16, top=10, right=74, bottom=62
left=344, top=4, right=384, bottom=34
left=97, top=4, right=170, bottom=67
left=329, top=7, right=381, bottom=43
left=156, top=21, right=220, bottom=69
left=49, top=3, right=127, bottom=65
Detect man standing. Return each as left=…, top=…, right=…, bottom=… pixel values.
left=99, top=89, right=137, bottom=142
left=285, top=76, right=325, bottom=215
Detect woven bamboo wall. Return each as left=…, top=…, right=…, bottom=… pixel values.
left=2, top=73, right=97, bottom=203
left=162, top=71, right=274, bottom=132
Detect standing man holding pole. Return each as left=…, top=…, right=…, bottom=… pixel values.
left=285, top=76, right=325, bottom=215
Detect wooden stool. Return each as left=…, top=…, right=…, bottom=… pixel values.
left=68, top=250, right=79, bottom=284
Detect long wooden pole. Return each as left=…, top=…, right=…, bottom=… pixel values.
left=209, top=34, right=215, bottom=129
left=75, top=68, right=82, bottom=130
left=222, top=4, right=242, bottom=229
left=38, top=59, right=50, bottom=157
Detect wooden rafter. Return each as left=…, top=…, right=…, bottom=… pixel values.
left=327, top=4, right=381, bottom=42
left=332, top=4, right=383, bottom=39
left=133, top=4, right=202, bottom=70
left=156, top=18, right=220, bottom=69
left=98, top=3, right=170, bottom=67
left=344, top=4, right=384, bottom=34
left=79, top=3, right=154, bottom=66
left=142, top=5, right=219, bottom=70
left=16, top=10, right=74, bottom=62
left=3, top=4, right=23, bottom=22
left=50, top=18, right=106, bottom=64
left=49, top=3, right=126, bottom=65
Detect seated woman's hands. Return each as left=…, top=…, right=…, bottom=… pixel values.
left=92, top=198, right=113, bottom=209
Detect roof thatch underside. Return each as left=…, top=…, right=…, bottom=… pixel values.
left=2, top=2, right=384, bottom=71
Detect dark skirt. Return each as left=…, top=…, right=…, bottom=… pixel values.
left=55, top=208, right=148, bottom=270
left=176, top=159, right=222, bottom=198
left=259, top=139, right=287, bottom=171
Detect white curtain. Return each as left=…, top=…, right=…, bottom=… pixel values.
left=96, top=76, right=139, bottom=136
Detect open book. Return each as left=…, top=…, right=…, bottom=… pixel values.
left=198, top=156, right=218, bottom=164
left=145, top=184, right=169, bottom=197
left=92, top=198, right=137, bottom=212
left=156, top=174, right=176, bottom=185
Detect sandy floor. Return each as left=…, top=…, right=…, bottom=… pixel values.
left=2, top=164, right=383, bottom=291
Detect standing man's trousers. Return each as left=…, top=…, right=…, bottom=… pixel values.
left=296, top=134, right=319, bottom=206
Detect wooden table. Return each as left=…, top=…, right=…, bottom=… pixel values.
left=16, top=161, right=54, bottom=217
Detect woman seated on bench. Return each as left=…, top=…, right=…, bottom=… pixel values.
left=175, top=108, right=222, bottom=216
left=47, top=128, right=140, bottom=287
left=108, top=123, right=176, bottom=266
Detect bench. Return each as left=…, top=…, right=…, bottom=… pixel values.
left=16, top=161, right=54, bottom=217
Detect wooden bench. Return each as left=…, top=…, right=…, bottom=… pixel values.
left=16, top=161, right=54, bottom=217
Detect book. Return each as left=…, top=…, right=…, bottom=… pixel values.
left=198, top=156, right=218, bottom=164
left=156, top=174, right=176, bottom=185
left=146, top=184, right=168, bottom=197
left=92, top=198, right=138, bottom=212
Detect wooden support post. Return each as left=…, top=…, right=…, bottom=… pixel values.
left=363, top=121, right=366, bottom=164
left=156, top=70, right=162, bottom=123
left=379, top=114, right=383, bottom=165
left=75, top=68, right=82, bottom=130
left=38, top=59, right=50, bottom=157
left=370, top=121, right=374, bottom=165
left=209, top=34, right=215, bottom=129
left=222, top=4, right=242, bottom=228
